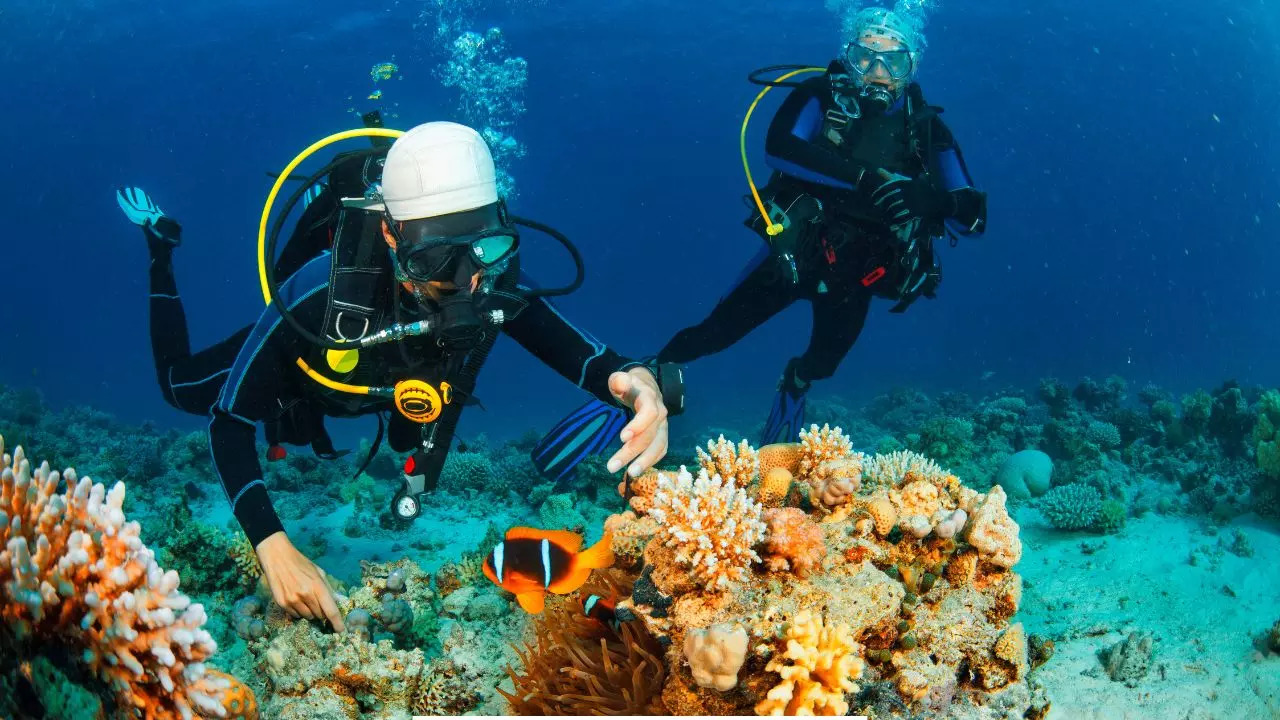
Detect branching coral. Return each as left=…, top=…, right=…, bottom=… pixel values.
left=755, top=610, right=864, bottom=716
left=1038, top=483, right=1102, bottom=530
left=0, top=436, right=242, bottom=720
left=502, top=570, right=667, bottom=715
left=648, top=467, right=766, bottom=592
left=798, top=424, right=854, bottom=481
left=697, top=436, right=759, bottom=488
left=863, top=450, right=949, bottom=490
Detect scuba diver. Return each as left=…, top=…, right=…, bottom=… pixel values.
left=117, top=120, right=683, bottom=631
left=528, top=6, right=987, bottom=478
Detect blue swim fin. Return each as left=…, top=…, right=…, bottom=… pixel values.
left=761, top=384, right=807, bottom=445
left=531, top=399, right=627, bottom=484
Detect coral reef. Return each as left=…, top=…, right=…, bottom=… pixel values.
left=597, top=430, right=1043, bottom=718
left=0, top=436, right=247, bottom=719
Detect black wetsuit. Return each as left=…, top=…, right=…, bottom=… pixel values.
left=658, top=70, right=987, bottom=386
left=142, top=161, right=643, bottom=548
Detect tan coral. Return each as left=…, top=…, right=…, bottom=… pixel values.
left=757, top=467, right=793, bottom=508
left=683, top=623, right=750, bottom=691
left=864, top=497, right=898, bottom=537
left=759, top=443, right=803, bottom=476
left=697, top=436, right=760, bottom=487
left=897, top=478, right=943, bottom=519
left=755, top=610, right=864, bottom=716
left=648, top=467, right=766, bottom=592
left=761, top=508, right=826, bottom=577
left=797, top=424, right=854, bottom=483
left=603, top=511, right=659, bottom=570
left=966, top=486, right=1023, bottom=569
left=994, top=622, right=1028, bottom=678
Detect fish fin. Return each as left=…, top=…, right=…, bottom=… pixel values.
left=516, top=591, right=546, bottom=614
left=505, top=527, right=583, bottom=553
left=530, top=399, right=628, bottom=483
left=577, top=532, right=615, bottom=570
left=547, top=566, right=593, bottom=595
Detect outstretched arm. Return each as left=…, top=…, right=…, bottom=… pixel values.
left=503, top=278, right=673, bottom=476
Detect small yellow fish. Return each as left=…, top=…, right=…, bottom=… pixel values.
left=368, top=90, right=383, bottom=100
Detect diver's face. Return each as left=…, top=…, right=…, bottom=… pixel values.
left=381, top=222, right=485, bottom=302
left=854, top=33, right=910, bottom=96
left=382, top=204, right=505, bottom=301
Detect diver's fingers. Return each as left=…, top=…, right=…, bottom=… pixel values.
left=318, top=585, right=346, bottom=633
left=610, top=407, right=664, bottom=476
left=621, top=391, right=661, bottom=444
left=628, top=423, right=669, bottom=477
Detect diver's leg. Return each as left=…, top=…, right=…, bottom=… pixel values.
left=657, top=246, right=798, bottom=364
left=119, top=187, right=247, bottom=415
left=794, top=286, right=873, bottom=383
left=761, top=287, right=871, bottom=444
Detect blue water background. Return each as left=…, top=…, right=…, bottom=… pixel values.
left=2, top=0, right=1277, bottom=444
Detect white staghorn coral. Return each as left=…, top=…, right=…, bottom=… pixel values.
left=695, top=435, right=759, bottom=487
left=0, top=435, right=235, bottom=720
left=862, top=449, right=949, bottom=489
left=648, top=467, right=766, bottom=592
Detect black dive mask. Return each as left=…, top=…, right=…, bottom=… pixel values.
left=385, top=206, right=520, bottom=351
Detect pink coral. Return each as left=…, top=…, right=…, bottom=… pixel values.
left=761, top=508, right=825, bottom=577
left=0, top=437, right=239, bottom=719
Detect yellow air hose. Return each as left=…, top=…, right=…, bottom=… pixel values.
left=740, top=67, right=827, bottom=236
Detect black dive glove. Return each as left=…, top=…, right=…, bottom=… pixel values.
left=949, top=187, right=988, bottom=234
left=869, top=170, right=955, bottom=226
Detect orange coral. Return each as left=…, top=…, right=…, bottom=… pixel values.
left=761, top=508, right=825, bottom=577
left=757, top=467, right=793, bottom=508
left=208, top=669, right=259, bottom=720
left=0, top=438, right=238, bottom=720
left=864, top=497, right=898, bottom=536
left=758, top=443, right=803, bottom=476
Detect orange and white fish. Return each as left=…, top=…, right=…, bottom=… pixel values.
left=481, top=527, right=614, bottom=614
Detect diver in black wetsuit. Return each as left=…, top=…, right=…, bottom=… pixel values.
left=118, top=121, right=682, bottom=631
left=657, top=7, right=988, bottom=445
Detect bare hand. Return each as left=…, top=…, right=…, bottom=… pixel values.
left=256, top=531, right=345, bottom=632
left=606, top=367, right=668, bottom=477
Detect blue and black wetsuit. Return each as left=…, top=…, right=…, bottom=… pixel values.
left=658, top=71, right=987, bottom=387
left=140, top=191, right=643, bottom=548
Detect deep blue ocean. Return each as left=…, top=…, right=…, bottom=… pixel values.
left=3, top=0, right=1277, bottom=442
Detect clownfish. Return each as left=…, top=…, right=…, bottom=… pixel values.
left=482, top=527, right=615, bottom=614
left=582, top=591, right=623, bottom=633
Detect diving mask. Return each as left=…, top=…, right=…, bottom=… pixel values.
left=845, top=41, right=914, bottom=80
left=388, top=219, right=519, bottom=283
